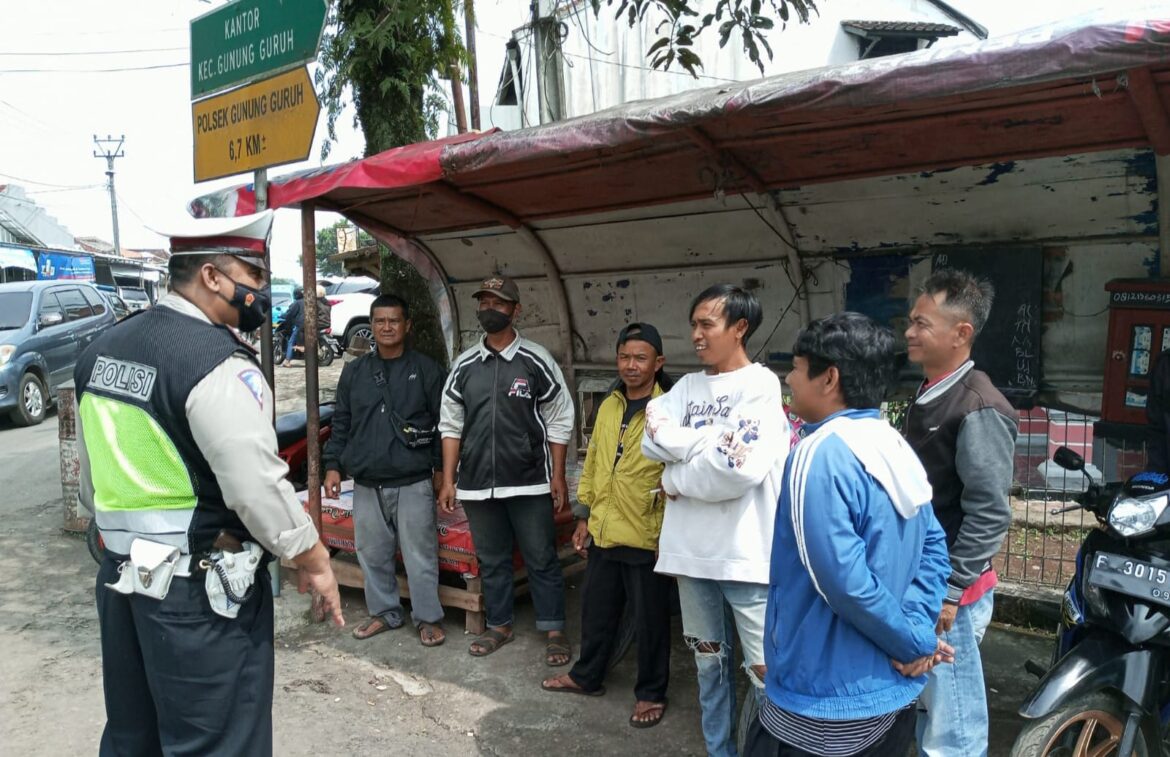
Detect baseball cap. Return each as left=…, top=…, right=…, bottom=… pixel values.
left=154, top=210, right=274, bottom=272
left=616, top=322, right=664, bottom=355
left=472, top=275, right=520, bottom=303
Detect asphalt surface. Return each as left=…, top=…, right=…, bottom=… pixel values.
left=0, top=410, right=1054, bottom=755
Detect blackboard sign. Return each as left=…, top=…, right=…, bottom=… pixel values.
left=931, top=248, right=1042, bottom=407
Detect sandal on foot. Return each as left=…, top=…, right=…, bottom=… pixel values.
left=352, top=615, right=400, bottom=640
left=545, top=635, right=572, bottom=667
left=541, top=674, right=604, bottom=697
left=629, top=699, right=667, bottom=729
left=469, top=628, right=514, bottom=657
left=419, top=622, right=446, bottom=647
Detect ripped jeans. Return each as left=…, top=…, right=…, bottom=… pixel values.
left=677, top=576, right=769, bottom=757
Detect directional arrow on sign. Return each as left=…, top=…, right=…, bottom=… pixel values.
left=190, top=0, right=327, bottom=100
left=191, top=66, right=320, bottom=183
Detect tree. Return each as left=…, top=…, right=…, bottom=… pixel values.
left=299, top=220, right=351, bottom=277
left=303, top=221, right=448, bottom=367
left=317, top=0, right=463, bottom=157
left=595, top=0, right=818, bottom=76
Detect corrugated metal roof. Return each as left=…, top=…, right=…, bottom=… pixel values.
left=841, top=20, right=961, bottom=36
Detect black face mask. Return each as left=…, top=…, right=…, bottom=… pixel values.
left=477, top=308, right=512, bottom=334
left=215, top=269, right=271, bottom=333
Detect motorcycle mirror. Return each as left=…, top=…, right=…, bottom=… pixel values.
left=1053, top=446, right=1085, bottom=472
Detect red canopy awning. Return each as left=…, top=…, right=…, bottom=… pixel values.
left=190, top=11, right=1170, bottom=235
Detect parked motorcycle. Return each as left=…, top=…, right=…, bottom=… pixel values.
left=272, top=328, right=340, bottom=367
left=86, top=402, right=336, bottom=563
left=1012, top=446, right=1170, bottom=756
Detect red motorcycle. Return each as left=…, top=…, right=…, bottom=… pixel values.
left=86, top=402, right=336, bottom=562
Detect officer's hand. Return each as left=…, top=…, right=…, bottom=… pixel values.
left=572, top=519, right=590, bottom=559
left=431, top=470, right=443, bottom=496
left=551, top=473, right=569, bottom=512
left=294, top=543, right=345, bottom=628
left=324, top=470, right=342, bottom=499
left=437, top=480, right=457, bottom=514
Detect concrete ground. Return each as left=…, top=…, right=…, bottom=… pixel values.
left=0, top=407, right=1053, bottom=755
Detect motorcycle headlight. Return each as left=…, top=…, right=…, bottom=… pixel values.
left=1108, top=495, right=1169, bottom=537
left=0, top=345, right=13, bottom=366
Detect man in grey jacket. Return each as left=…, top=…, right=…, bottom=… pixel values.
left=903, top=268, right=1019, bottom=757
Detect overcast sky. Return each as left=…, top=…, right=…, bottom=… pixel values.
left=0, top=1, right=1148, bottom=281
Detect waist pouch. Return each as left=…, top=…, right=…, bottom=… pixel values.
left=203, top=541, right=264, bottom=619
left=392, top=411, right=436, bottom=449
left=104, top=538, right=184, bottom=601
left=371, top=360, right=436, bottom=450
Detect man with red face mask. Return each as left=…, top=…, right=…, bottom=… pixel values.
left=437, top=275, right=576, bottom=666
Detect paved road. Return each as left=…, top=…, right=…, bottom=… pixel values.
left=0, top=412, right=1053, bottom=755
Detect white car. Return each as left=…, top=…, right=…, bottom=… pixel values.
left=320, top=277, right=378, bottom=350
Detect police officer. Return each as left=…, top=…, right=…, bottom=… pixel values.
left=75, top=211, right=344, bottom=757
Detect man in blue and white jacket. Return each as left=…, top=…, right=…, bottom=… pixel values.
left=746, top=312, right=953, bottom=757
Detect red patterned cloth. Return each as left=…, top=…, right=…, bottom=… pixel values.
left=297, top=475, right=577, bottom=577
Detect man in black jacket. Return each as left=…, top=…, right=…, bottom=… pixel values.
left=323, top=294, right=447, bottom=646
left=1148, top=350, right=1170, bottom=473
left=903, top=268, right=1018, bottom=756
left=438, top=275, right=576, bottom=665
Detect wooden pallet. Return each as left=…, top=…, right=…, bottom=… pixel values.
left=284, top=544, right=586, bottom=634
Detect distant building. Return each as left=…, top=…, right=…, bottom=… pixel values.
left=0, top=184, right=78, bottom=250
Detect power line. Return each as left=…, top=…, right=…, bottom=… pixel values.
left=0, top=46, right=187, bottom=57
left=0, top=61, right=187, bottom=74
left=0, top=171, right=97, bottom=190
left=26, top=185, right=104, bottom=195
left=18, top=25, right=185, bottom=39
left=477, top=17, right=740, bottom=84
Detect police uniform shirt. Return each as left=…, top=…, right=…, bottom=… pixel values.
left=78, top=293, right=318, bottom=560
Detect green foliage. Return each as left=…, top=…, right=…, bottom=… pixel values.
left=380, top=249, right=449, bottom=370
left=316, top=0, right=464, bottom=157
left=297, top=219, right=356, bottom=277
left=591, top=0, right=818, bottom=76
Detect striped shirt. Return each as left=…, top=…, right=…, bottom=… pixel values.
left=759, top=696, right=908, bottom=757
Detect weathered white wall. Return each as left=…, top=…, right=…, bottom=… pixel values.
left=422, top=147, right=1159, bottom=406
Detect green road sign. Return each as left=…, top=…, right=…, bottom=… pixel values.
left=190, top=0, right=327, bottom=100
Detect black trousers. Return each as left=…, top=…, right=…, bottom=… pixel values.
left=95, top=555, right=274, bottom=757
left=742, top=705, right=916, bottom=757
left=568, top=544, right=672, bottom=702
left=463, top=495, right=567, bottom=630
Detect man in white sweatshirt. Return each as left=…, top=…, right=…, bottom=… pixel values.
left=642, top=284, right=791, bottom=757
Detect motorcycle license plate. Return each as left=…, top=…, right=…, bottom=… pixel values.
left=1088, top=552, right=1170, bottom=607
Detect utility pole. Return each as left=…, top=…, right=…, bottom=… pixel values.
left=530, top=0, right=565, bottom=124
left=92, top=134, right=125, bottom=256
left=465, top=0, right=481, bottom=130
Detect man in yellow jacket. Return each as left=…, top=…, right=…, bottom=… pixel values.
left=542, top=323, right=674, bottom=728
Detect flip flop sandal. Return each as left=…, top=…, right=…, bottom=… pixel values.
left=419, top=622, right=446, bottom=647
left=352, top=616, right=399, bottom=640
left=541, top=677, right=605, bottom=697
left=469, top=628, right=514, bottom=657
left=629, top=699, right=668, bottom=729
left=545, top=637, right=572, bottom=667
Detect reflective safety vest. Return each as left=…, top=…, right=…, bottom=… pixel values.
left=74, top=305, right=258, bottom=555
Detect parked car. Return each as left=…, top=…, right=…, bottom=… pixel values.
left=103, top=292, right=131, bottom=321
left=318, top=277, right=378, bottom=351
left=118, top=287, right=151, bottom=312
left=0, top=280, right=117, bottom=426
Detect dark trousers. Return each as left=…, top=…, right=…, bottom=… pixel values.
left=568, top=545, right=672, bottom=702
left=95, top=556, right=274, bottom=757
left=463, top=494, right=566, bottom=631
left=743, top=705, right=916, bottom=757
